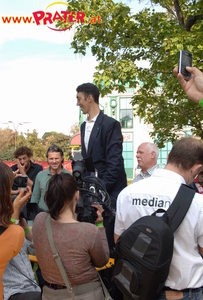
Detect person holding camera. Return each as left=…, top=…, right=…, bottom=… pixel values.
left=32, top=173, right=109, bottom=300
left=0, top=162, right=32, bottom=300
left=173, top=66, right=203, bottom=107
left=3, top=218, right=41, bottom=300
left=11, top=146, right=43, bottom=195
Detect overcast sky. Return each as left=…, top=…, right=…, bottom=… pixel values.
left=0, top=0, right=158, bottom=138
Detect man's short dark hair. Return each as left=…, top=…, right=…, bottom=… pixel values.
left=14, top=146, right=33, bottom=159
left=46, top=145, right=64, bottom=158
left=76, top=83, right=100, bottom=104
left=167, top=137, right=203, bottom=170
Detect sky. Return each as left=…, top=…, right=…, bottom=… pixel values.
left=0, top=0, right=157, bottom=138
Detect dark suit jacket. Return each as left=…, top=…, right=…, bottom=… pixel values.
left=81, top=111, right=127, bottom=209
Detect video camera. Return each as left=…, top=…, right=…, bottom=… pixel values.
left=71, top=153, right=115, bottom=224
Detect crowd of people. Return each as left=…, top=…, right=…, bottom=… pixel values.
left=0, top=65, right=203, bottom=300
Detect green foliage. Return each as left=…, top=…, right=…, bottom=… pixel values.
left=0, top=129, right=72, bottom=161
left=0, top=128, right=15, bottom=160
left=42, top=132, right=71, bottom=160
left=63, top=0, right=203, bottom=146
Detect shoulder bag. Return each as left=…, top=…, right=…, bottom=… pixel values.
left=46, top=215, right=113, bottom=300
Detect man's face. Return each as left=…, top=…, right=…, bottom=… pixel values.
left=76, top=92, right=90, bottom=115
left=136, top=143, right=154, bottom=172
left=47, top=152, right=63, bottom=172
left=18, top=154, right=30, bottom=169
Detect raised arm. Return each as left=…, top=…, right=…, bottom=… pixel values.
left=173, top=66, right=203, bottom=104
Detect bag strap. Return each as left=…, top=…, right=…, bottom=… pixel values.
left=98, top=273, right=113, bottom=300
left=163, top=184, right=195, bottom=232
left=45, top=215, right=76, bottom=300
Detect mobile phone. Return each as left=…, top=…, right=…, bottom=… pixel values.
left=178, top=50, right=193, bottom=79
left=16, top=175, right=28, bottom=191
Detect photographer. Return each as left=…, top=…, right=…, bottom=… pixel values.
left=11, top=146, right=43, bottom=195
left=32, top=173, right=109, bottom=300
left=0, top=162, right=31, bottom=300
left=3, top=219, right=41, bottom=300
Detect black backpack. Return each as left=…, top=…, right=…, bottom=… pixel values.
left=113, top=184, right=195, bottom=300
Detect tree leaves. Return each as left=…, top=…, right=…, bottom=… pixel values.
left=63, top=0, right=203, bottom=147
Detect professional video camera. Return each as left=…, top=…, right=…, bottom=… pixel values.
left=71, top=153, right=115, bottom=224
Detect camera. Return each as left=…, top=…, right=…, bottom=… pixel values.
left=15, top=175, right=28, bottom=191
left=71, top=153, right=114, bottom=224
left=178, top=50, right=193, bottom=80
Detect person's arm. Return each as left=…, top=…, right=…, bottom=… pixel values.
left=114, top=233, right=120, bottom=244
left=173, top=66, right=203, bottom=104
left=114, top=192, right=125, bottom=243
left=89, top=203, right=109, bottom=267
left=12, top=186, right=32, bottom=221
left=19, top=218, right=33, bottom=241
left=31, top=164, right=43, bottom=191
left=30, top=173, right=41, bottom=204
left=102, top=121, right=125, bottom=191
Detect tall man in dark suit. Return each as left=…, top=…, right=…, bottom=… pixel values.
left=76, top=82, right=127, bottom=299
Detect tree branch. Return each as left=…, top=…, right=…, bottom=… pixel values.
left=185, top=14, right=203, bottom=31
left=174, top=0, right=185, bottom=27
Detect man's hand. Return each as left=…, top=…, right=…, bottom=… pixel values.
left=173, top=66, right=203, bottom=103
left=17, top=159, right=26, bottom=175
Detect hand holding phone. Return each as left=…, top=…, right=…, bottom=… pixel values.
left=178, top=50, right=193, bottom=80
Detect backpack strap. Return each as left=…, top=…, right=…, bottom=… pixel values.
left=0, top=226, right=7, bottom=235
left=163, top=184, right=195, bottom=233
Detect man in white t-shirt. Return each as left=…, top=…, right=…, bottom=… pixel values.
left=114, top=137, right=203, bottom=300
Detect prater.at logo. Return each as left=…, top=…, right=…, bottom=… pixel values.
left=32, top=1, right=101, bottom=31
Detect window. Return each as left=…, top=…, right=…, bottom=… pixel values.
left=123, top=140, right=133, bottom=178
left=120, top=98, right=133, bottom=129
left=157, top=141, right=173, bottom=166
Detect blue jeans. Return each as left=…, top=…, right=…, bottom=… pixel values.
left=157, top=288, right=203, bottom=300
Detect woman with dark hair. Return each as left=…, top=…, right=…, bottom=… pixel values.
left=32, top=173, right=109, bottom=300
left=0, top=162, right=31, bottom=300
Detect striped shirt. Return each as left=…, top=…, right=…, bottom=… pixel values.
left=3, top=238, right=41, bottom=300
left=132, top=164, right=159, bottom=183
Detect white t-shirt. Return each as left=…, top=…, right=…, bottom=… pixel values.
left=115, top=169, right=203, bottom=290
